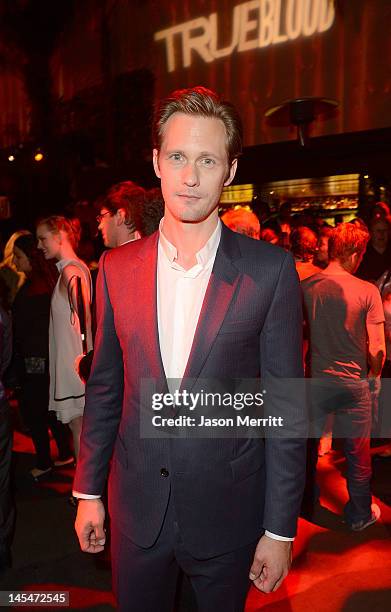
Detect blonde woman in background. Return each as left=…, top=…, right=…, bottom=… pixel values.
left=0, top=230, right=31, bottom=308
left=36, top=216, right=92, bottom=461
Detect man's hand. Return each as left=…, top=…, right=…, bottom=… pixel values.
left=75, top=499, right=106, bottom=553
left=249, top=534, right=292, bottom=593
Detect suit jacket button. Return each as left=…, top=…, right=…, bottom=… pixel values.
left=160, top=468, right=169, bottom=477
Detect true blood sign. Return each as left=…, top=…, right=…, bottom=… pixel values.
left=154, top=0, right=336, bottom=72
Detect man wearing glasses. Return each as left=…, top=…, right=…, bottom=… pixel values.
left=96, top=181, right=146, bottom=249
left=78, top=181, right=148, bottom=383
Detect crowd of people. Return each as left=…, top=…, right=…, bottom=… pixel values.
left=0, top=183, right=164, bottom=571
left=228, top=200, right=391, bottom=528
left=0, top=86, right=389, bottom=610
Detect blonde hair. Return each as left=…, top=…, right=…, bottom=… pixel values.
left=329, top=223, right=369, bottom=262
left=221, top=208, right=260, bottom=239
left=37, top=216, right=81, bottom=250
left=2, top=230, right=31, bottom=265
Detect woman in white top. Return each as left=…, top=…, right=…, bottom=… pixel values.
left=36, top=216, right=92, bottom=459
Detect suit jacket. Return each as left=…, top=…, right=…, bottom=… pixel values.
left=74, top=225, right=306, bottom=558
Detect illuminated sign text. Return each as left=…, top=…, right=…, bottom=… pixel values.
left=155, top=0, right=335, bottom=72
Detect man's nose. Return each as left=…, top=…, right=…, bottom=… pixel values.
left=182, top=162, right=199, bottom=186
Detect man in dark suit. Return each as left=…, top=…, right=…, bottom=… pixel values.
left=74, top=87, right=306, bottom=611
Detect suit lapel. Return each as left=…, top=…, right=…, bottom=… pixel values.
left=181, top=226, right=241, bottom=390
left=135, top=233, right=168, bottom=394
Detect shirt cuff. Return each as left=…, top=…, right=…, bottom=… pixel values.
left=264, top=530, right=294, bottom=542
left=72, top=491, right=101, bottom=499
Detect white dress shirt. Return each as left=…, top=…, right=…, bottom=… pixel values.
left=75, top=219, right=293, bottom=541
left=157, top=219, right=221, bottom=384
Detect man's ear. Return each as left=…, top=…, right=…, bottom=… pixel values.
left=348, top=251, right=360, bottom=272
left=116, top=208, right=126, bottom=226
left=224, top=158, right=238, bottom=187
left=153, top=149, right=161, bottom=179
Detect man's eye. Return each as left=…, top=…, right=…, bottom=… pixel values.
left=169, top=153, right=183, bottom=162
left=201, top=158, right=215, bottom=166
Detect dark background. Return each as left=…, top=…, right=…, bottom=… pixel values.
left=0, top=0, right=390, bottom=233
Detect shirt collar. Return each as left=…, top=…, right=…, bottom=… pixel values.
left=158, top=218, right=222, bottom=269
left=120, top=236, right=138, bottom=246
